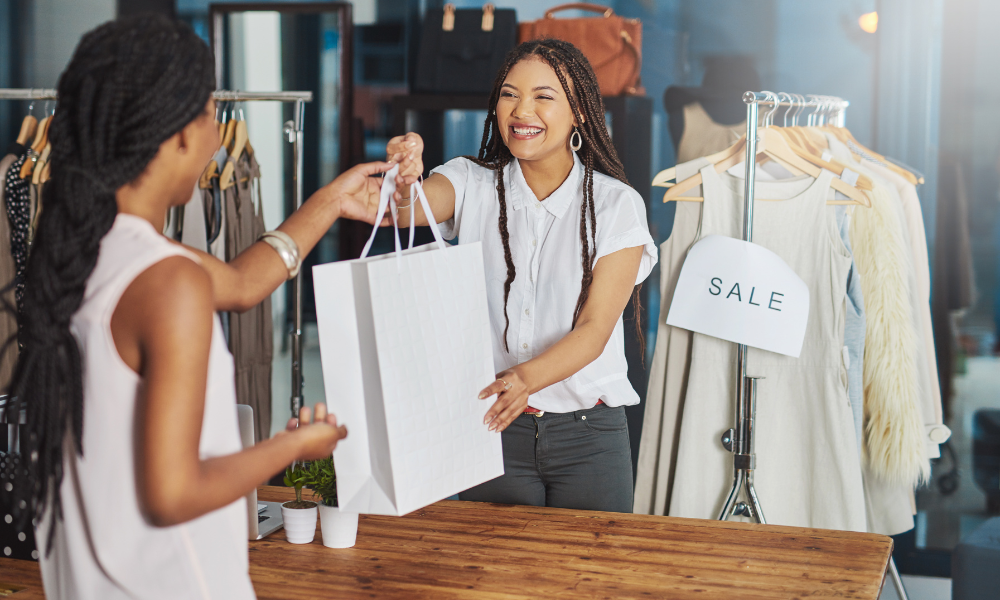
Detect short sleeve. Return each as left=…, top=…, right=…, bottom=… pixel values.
left=429, top=157, right=472, bottom=240
left=594, top=183, right=658, bottom=285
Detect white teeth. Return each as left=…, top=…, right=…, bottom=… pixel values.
left=513, top=127, right=542, bottom=135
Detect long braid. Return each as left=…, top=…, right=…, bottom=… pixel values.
left=465, top=38, right=645, bottom=356
left=2, top=15, right=216, bottom=547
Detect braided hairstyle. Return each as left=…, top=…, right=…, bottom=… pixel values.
left=2, top=15, right=216, bottom=541
left=466, top=38, right=643, bottom=353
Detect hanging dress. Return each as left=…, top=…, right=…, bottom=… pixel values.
left=668, top=164, right=867, bottom=531
left=223, top=152, right=273, bottom=444
left=634, top=157, right=708, bottom=515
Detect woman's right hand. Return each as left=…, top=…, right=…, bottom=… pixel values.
left=285, top=403, right=348, bottom=461
left=386, top=132, right=424, bottom=202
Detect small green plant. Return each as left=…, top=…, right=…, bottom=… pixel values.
left=283, top=462, right=315, bottom=509
left=306, top=457, right=338, bottom=507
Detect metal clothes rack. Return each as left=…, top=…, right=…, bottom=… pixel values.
left=721, top=90, right=908, bottom=600
left=0, top=87, right=313, bottom=416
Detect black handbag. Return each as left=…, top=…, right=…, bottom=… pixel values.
left=414, top=3, right=517, bottom=94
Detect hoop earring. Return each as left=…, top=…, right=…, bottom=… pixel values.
left=570, top=127, right=582, bottom=152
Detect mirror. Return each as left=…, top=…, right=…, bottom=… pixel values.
left=209, top=2, right=354, bottom=434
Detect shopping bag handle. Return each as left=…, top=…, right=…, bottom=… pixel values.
left=360, top=165, right=448, bottom=260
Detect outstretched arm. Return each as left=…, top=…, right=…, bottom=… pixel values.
left=385, top=132, right=456, bottom=228
left=186, top=160, right=394, bottom=313
left=478, top=246, right=644, bottom=431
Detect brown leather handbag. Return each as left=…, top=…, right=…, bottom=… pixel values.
left=517, top=3, right=643, bottom=96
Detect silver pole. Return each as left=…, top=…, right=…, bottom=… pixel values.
left=718, top=93, right=766, bottom=523
left=289, top=99, right=306, bottom=416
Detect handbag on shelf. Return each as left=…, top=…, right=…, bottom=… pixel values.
left=414, top=3, right=518, bottom=94
left=518, top=3, right=643, bottom=97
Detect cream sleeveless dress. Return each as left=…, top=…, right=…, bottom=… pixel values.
left=676, top=103, right=745, bottom=164
left=668, top=165, right=867, bottom=531
left=38, top=214, right=255, bottom=599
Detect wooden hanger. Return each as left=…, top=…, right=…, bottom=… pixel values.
left=31, top=144, right=51, bottom=185
left=666, top=126, right=871, bottom=207
left=823, top=126, right=923, bottom=185
left=653, top=136, right=747, bottom=188
left=16, top=115, right=37, bottom=146
left=219, top=120, right=248, bottom=190
left=775, top=127, right=874, bottom=191
left=20, top=116, right=52, bottom=179
left=221, top=119, right=237, bottom=154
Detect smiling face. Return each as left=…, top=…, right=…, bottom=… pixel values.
left=496, top=56, right=581, bottom=165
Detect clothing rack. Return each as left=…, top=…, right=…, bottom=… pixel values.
left=721, top=90, right=908, bottom=600
left=0, top=87, right=313, bottom=417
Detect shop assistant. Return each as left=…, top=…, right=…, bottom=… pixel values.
left=373, top=39, right=657, bottom=513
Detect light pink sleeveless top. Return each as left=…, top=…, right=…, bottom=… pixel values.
left=38, top=214, right=255, bottom=599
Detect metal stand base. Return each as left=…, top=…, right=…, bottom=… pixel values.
left=718, top=376, right=766, bottom=524
left=884, top=558, right=909, bottom=600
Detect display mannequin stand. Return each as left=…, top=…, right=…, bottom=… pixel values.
left=718, top=90, right=908, bottom=600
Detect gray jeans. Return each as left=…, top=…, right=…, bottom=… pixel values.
left=459, top=404, right=633, bottom=513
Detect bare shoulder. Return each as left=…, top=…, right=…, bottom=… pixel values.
left=118, top=255, right=214, bottom=331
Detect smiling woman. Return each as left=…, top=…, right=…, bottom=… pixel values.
left=351, top=38, right=658, bottom=514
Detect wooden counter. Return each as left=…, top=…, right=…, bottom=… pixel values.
left=0, top=485, right=893, bottom=599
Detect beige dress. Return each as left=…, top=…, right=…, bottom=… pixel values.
left=633, top=157, right=707, bottom=515
left=676, top=103, right=745, bottom=164
left=668, top=165, right=867, bottom=531
left=224, top=152, right=273, bottom=444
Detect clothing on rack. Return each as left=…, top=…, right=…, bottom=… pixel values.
left=4, top=151, right=30, bottom=316
left=0, top=147, right=22, bottom=393
left=666, top=165, right=867, bottom=531
left=674, top=103, right=745, bottom=165
left=633, top=157, right=706, bottom=516
left=223, top=152, right=272, bottom=444
left=639, top=95, right=945, bottom=537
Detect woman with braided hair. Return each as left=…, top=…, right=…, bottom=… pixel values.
left=380, top=39, right=656, bottom=512
left=4, top=15, right=401, bottom=599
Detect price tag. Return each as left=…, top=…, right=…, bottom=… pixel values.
left=666, top=235, right=810, bottom=357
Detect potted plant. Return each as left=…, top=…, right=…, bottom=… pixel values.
left=306, top=457, right=358, bottom=549
left=281, top=462, right=318, bottom=544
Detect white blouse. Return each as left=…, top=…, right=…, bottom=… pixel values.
left=431, top=152, right=657, bottom=413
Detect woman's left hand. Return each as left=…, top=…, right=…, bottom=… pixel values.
left=479, top=368, right=529, bottom=432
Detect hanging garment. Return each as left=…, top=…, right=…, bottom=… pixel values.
left=668, top=165, right=867, bottom=531
left=864, top=161, right=949, bottom=457
left=181, top=184, right=208, bottom=253
left=821, top=138, right=921, bottom=536
left=633, top=157, right=708, bottom=515
left=223, top=152, right=273, bottom=444
left=38, top=214, right=254, bottom=600
left=0, top=150, right=21, bottom=392
left=676, top=103, right=745, bottom=164
left=836, top=207, right=867, bottom=457
left=4, top=151, right=30, bottom=316
left=825, top=137, right=932, bottom=487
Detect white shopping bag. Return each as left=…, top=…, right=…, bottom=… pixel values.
left=313, top=166, right=504, bottom=516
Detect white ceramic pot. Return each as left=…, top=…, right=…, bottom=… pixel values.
left=318, top=503, right=358, bottom=549
left=281, top=501, right=318, bottom=544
